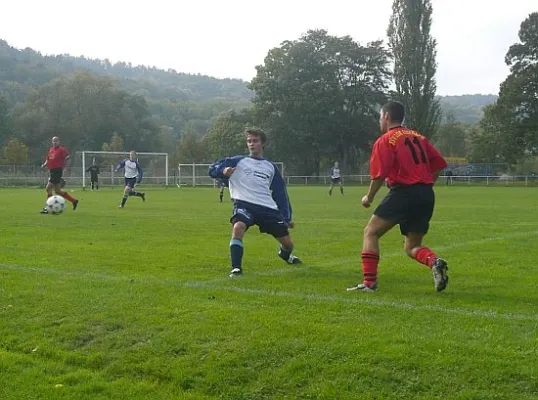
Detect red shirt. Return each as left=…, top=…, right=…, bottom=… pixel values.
left=45, top=146, right=69, bottom=170
left=370, top=126, right=447, bottom=186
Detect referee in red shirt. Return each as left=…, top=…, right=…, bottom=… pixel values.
left=40, top=136, right=79, bottom=214
left=347, top=101, right=449, bottom=293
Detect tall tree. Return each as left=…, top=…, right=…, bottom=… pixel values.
left=388, top=0, right=441, bottom=138
left=0, top=94, right=11, bottom=146
left=433, top=113, right=469, bottom=157
left=250, top=29, right=391, bottom=175
left=1, top=137, right=28, bottom=164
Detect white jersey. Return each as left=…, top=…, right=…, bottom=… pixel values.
left=116, top=159, right=143, bottom=180
left=208, top=156, right=292, bottom=221
left=331, top=168, right=341, bottom=179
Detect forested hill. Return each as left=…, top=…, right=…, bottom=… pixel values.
left=0, top=39, right=252, bottom=105
left=1, top=39, right=497, bottom=124
left=438, top=94, right=498, bottom=124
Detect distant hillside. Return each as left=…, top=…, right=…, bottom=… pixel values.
left=438, top=94, right=498, bottom=124
left=0, top=39, right=253, bottom=105
left=1, top=39, right=497, bottom=127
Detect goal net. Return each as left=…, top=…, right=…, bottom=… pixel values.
left=72, top=151, right=169, bottom=188
left=176, top=162, right=285, bottom=187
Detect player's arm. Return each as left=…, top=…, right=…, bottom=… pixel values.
left=41, top=159, right=47, bottom=168
left=136, top=162, right=143, bottom=183
left=208, top=156, right=243, bottom=178
left=365, top=138, right=393, bottom=203
left=115, top=159, right=126, bottom=172
left=270, top=165, right=293, bottom=224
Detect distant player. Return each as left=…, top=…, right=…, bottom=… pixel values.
left=208, top=128, right=302, bottom=277
left=347, top=101, right=449, bottom=293
left=329, top=161, right=344, bottom=195
left=445, top=169, right=453, bottom=186
left=215, top=178, right=228, bottom=202
left=86, top=158, right=100, bottom=190
left=40, top=136, right=79, bottom=214
left=116, top=150, right=145, bottom=208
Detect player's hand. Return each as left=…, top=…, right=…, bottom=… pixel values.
left=361, top=195, right=372, bottom=208
left=223, top=167, right=235, bottom=177
left=287, top=221, right=295, bottom=229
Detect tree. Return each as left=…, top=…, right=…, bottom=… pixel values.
left=388, top=0, right=441, bottom=138
left=177, top=125, right=210, bottom=163
left=0, top=94, right=11, bottom=147
left=472, top=12, right=538, bottom=165
left=250, top=29, right=391, bottom=175
left=101, top=132, right=125, bottom=167
left=2, top=137, right=28, bottom=164
left=206, top=109, right=252, bottom=160
left=433, top=113, right=469, bottom=157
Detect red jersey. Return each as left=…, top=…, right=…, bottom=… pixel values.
left=45, top=146, right=69, bottom=170
left=369, top=126, right=447, bottom=186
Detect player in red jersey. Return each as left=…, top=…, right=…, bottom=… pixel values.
left=347, top=101, right=449, bottom=293
left=40, top=136, right=79, bottom=214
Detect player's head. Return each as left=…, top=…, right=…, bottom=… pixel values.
left=334, top=161, right=339, bottom=168
left=245, top=128, right=267, bottom=157
left=52, top=136, right=60, bottom=148
left=129, top=150, right=137, bottom=161
left=379, top=101, right=405, bottom=133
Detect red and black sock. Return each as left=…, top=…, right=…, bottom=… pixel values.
left=361, top=251, right=380, bottom=287
left=414, top=247, right=437, bottom=268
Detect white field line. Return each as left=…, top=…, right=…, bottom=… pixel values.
left=2, top=229, right=538, bottom=323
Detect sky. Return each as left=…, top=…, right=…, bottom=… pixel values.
left=1, top=0, right=536, bottom=96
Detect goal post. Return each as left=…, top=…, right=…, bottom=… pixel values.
left=176, top=162, right=285, bottom=187
left=75, top=151, right=169, bottom=189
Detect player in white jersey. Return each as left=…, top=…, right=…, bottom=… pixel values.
left=209, top=128, right=302, bottom=277
left=329, top=161, right=344, bottom=195
left=115, top=150, right=146, bottom=208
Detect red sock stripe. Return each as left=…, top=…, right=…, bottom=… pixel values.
left=415, top=247, right=437, bottom=268
left=361, top=251, right=379, bottom=285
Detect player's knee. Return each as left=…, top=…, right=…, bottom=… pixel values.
left=363, top=225, right=379, bottom=239
left=232, top=222, right=247, bottom=237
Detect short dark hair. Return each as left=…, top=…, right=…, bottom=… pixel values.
left=382, top=101, right=405, bottom=124
left=245, top=127, right=267, bottom=144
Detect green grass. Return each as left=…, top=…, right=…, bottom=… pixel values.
left=1, top=186, right=537, bottom=399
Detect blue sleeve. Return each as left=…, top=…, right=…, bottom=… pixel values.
left=208, top=156, right=243, bottom=179
left=329, top=168, right=334, bottom=176
left=270, top=164, right=292, bottom=222
left=136, top=161, right=143, bottom=182
left=115, top=159, right=126, bottom=171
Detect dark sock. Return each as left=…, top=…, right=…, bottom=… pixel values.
left=230, top=238, right=243, bottom=268
left=121, top=196, right=128, bottom=207
left=279, top=245, right=293, bottom=260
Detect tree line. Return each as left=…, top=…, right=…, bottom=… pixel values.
left=0, top=2, right=536, bottom=174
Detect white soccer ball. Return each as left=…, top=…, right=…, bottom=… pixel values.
left=46, top=195, right=66, bottom=214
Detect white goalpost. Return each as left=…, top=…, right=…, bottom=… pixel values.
left=176, top=162, right=285, bottom=187
left=75, top=151, right=169, bottom=189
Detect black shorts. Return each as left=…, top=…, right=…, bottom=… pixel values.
left=331, top=177, right=341, bottom=184
left=374, top=184, right=435, bottom=235
left=90, top=176, right=99, bottom=183
left=49, top=168, right=63, bottom=185
left=125, top=177, right=137, bottom=188
left=231, top=200, right=289, bottom=238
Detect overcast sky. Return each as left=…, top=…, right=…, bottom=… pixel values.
left=1, top=0, right=536, bottom=96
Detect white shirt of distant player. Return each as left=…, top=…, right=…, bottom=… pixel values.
left=229, top=157, right=279, bottom=210
left=331, top=168, right=341, bottom=179
left=123, top=160, right=140, bottom=178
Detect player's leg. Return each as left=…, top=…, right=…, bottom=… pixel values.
left=40, top=180, right=55, bottom=213
left=401, top=189, right=448, bottom=292
left=329, top=181, right=334, bottom=195
left=228, top=203, right=254, bottom=277
left=339, top=180, right=344, bottom=195
left=275, top=234, right=302, bottom=264
left=120, top=182, right=132, bottom=208
left=129, top=183, right=145, bottom=201
left=219, top=186, right=224, bottom=202
left=347, top=190, right=403, bottom=292
left=54, top=183, right=78, bottom=210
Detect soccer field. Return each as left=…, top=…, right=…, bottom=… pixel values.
left=1, top=186, right=537, bottom=399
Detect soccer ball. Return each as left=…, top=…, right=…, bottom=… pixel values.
left=46, top=195, right=66, bottom=214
